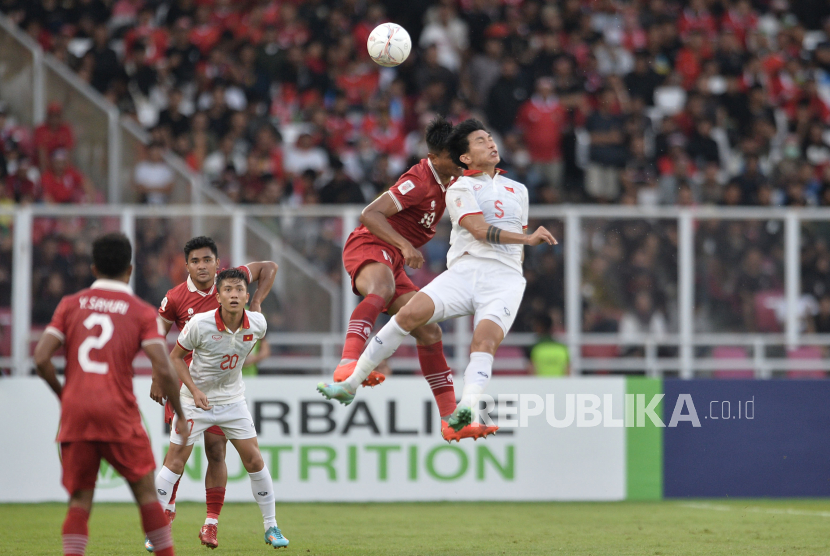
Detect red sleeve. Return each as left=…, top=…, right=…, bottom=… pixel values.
left=386, top=174, right=428, bottom=212
left=45, top=296, right=69, bottom=343
left=237, top=265, right=253, bottom=283
left=158, top=290, right=176, bottom=324
left=140, top=306, right=166, bottom=347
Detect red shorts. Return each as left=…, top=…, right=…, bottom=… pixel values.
left=60, top=436, right=155, bottom=494
left=165, top=400, right=224, bottom=436
left=342, top=232, right=419, bottom=308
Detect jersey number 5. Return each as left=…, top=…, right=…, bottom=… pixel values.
left=79, top=313, right=114, bottom=374
left=220, top=354, right=239, bottom=370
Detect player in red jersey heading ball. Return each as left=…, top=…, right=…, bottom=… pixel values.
left=34, top=233, right=187, bottom=556
left=337, top=116, right=496, bottom=441
left=147, top=235, right=277, bottom=550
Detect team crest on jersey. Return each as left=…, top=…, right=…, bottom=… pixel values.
left=455, top=197, right=462, bottom=207
left=398, top=180, right=415, bottom=195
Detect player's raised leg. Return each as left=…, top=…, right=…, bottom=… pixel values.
left=228, top=436, right=289, bottom=548
left=334, top=262, right=395, bottom=387
left=318, top=292, right=436, bottom=403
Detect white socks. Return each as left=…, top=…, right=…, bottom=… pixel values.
left=249, top=468, right=277, bottom=531
left=459, top=352, right=494, bottom=408
left=345, top=316, right=410, bottom=391
left=155, top=466, right=181, bottom=507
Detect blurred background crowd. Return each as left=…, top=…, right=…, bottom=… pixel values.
left=3, top=0, right=830, bottom=373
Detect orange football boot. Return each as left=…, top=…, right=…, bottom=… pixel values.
left=333, top=360, right=386, bottom=387
left=440, top=420, right=499, bottom=442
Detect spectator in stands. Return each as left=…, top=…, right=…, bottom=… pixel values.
left=40, top=150, right=94, bottom=204
left=585, top=88, right=627, bottom=201
left=527, top=313, right=569, bottom=377
left=319, top=158, right=364, bottom=204
left=284, top=133, right=328, bottom=178
left=33, top=102, right=75, bottom=171
left=6, top=157, right=38, bottom=204
left=133, top=141, right=174, bottom=204
left=516, top=77, right=567, bottom=193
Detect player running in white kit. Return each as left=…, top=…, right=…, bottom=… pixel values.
left=318, top=119, right=556, bottom=432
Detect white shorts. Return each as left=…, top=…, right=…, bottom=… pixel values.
left=421, top=255, right=526, bottom=336
left=171, top=400, right=257, bottom=446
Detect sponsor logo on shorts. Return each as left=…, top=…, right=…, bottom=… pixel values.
left=504, top=307, right=510, bottom=316
left=375, top=337, right=383, bottom=344
left=477, top=371, right=489, bottom=378
left=157, top=488, right=167, bottom=496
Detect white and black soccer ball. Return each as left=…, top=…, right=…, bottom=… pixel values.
left=367, top=23, right=412, bottom=68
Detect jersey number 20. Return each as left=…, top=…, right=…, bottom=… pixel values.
left=79, top=313, right=114, bottom=374
left=220, top=354, right=239, bottom=370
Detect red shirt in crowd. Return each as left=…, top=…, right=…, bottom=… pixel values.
left=516, top=96, right=567, bottom=163
left=45, top=280, right=166, bottom=443
left=33, top=123, right=74, bottom=160
left=41, top=166, right=86, bottom=203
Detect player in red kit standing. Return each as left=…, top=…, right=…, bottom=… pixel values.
left=336, top=116, right=496, bottom=441
left=33, top=232, right=187, bottom=556
left=147, top=235, right=277, bottom=550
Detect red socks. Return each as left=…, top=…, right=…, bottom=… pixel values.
left=62, top=506, right=89, bottom=555
left=140, top=502, right=175, bottom=556
left=342, top=294, right=386, bottom=360
left=418, top=342, right=457, bottom=418
left=205, top=487, right=225, bottom=520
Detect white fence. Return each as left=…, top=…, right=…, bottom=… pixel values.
left=3, top=204, right=830, bottom=378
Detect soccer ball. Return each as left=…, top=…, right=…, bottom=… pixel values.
left=367, top=23, right=412, bottom=67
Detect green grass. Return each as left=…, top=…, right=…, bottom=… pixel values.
left=3, top=500, right=830, bottom=555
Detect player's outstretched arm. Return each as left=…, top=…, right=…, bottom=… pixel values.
left=144, top=342, right=186, bottom=424
left=33, top=332, right=64, bottom=399
left=459, top=214, right=557, bottom=246
left=245, top=261, right=279, bottom=312
left=170, top=343, right=212, bottom=410
left=360, top=193, right=425, bottom=269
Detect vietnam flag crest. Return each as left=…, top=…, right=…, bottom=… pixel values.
left=243, top=334, right=254, bottom=342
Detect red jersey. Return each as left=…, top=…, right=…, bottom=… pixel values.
left=41, top=167, right=86, bottom=203
left=45, top=280, right=166, bottom=443
left=516, top=97, right=567, bottom=163
left=158, top=265, right=252, bottom=331
left=351, top=159, right=448, bottom=249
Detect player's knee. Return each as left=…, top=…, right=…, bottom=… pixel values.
left=471, top=337, right=499, bottom=355
left=242, top=453, right=264, bottom=473
left=371, top=282, right=395, bottom=304
left=413, top=322, right=442, bottom=346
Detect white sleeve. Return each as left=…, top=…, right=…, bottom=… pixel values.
left=446, top=182, right=483, bottom=224
left=522, top=186, right=529, bottom=228
left=177, top=318, right=198, bottom=352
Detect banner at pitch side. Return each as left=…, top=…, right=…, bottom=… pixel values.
left=0, top=377, right=626, bottom=502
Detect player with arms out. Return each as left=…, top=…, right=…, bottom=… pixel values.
left=34, top=233, right=187, bottom=556
left=148, top=236, right=277, bottom=550
left=319, top=119, right=556, bottom=432
left=154, top=268, right=289, bottom=549
left=336, top=116, right=492, bottom=440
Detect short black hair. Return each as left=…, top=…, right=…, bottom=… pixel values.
left=447, top=118, right=487, bottom=168
left=216, top=268, right=248, bottom=289
left=184, top=236, right=218, bottom=260
left=425, top=116, right=453, bottom=154
left=92, top=232, right=132, bottom=278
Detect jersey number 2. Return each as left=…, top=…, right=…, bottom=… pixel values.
left=79, top=314, right=114, bottom=374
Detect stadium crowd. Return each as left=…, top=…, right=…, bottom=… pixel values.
left=3, top=0, right=830, bottom=369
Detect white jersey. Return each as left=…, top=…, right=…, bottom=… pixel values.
left=176, top=309, right=267, bottom=406
left=445, top=169, right=529, bottom=274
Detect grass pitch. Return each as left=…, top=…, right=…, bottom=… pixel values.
left=2, top=500, right=829, bottom=555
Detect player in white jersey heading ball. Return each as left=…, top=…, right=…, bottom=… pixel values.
left=319, top=119, right=557, bottom=433
left=154, top=268, right=289, bottom=549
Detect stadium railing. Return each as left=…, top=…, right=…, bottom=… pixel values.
left=3, top=204, right=829, bottom=379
